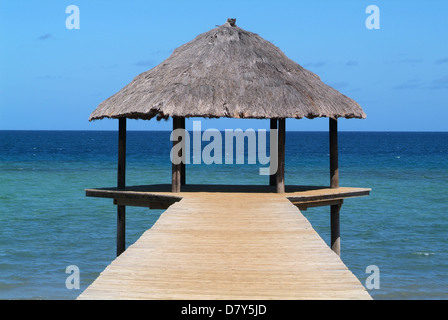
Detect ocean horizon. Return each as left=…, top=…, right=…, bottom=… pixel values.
left=0, top=130, right=447, bottom=300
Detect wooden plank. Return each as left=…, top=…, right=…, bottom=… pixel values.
left=286, top=187, right=370, bottom=203
left=85, top=187, right=182, bottom=203
left=78, top=191, right=371, bottom=300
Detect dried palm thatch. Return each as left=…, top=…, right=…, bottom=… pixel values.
left=89, top=19, right=366, bottom=121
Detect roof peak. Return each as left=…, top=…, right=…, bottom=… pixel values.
left=226, top=18, right=236, bottom=27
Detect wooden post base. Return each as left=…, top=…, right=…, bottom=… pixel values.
left=117, top=205, right=125, bottom=256
left=331, top=201, right=342, bottom=256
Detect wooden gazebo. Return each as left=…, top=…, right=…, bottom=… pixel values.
left=87, top=19, right=369, bottom=257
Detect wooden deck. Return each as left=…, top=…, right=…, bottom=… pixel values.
left=78, top=185, right=371, bottom=300
left=85, top=184, right=370, bottom=210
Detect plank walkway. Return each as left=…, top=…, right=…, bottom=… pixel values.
left=78, top=188, right=371, bottom=300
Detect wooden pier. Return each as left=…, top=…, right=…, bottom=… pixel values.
left=81, top=18, right=373, bottom=300
left=78, top=185, right=371, bottom=300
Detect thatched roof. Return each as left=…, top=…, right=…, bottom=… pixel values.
left=89, top=19, right=366, bottom=121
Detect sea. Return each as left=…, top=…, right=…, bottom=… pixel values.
left=0, top=130, right=447, bottom=300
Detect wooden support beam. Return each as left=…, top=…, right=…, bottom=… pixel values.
left=180, top=117, right=186, bottom=186
left=331, top=202, right=342, bottom=257
left=330, top=118, right=339, bottom=189
left=117, top=205, right=125, bottom=256
left=269, top=119, right=278, bottom=186
left=117, top=118, right=126, bottom=257
left=86, top=187, right=182, bottom=204
left=287, top=188, right=370, bottom=204
left=329, top=117, right=341, bottom=256
left=118, top=118, right=126, bottom=189
left=276, top=119, right=285, bottom=193
left=292, top=199, right=343, bottom=211
left=172, top=117, right=181, bottom=193
left=114, top=198, right=171, bottom=210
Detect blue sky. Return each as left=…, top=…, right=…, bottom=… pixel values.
left=0, top=0, right=447, bottom=131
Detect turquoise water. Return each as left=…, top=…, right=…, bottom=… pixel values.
left=0, top=130, right=447, bottom=299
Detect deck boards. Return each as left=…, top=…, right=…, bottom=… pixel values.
left=78, top=190, right=371, bottom=300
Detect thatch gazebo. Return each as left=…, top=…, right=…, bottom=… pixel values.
left=91, top=19, right=365, bottom=191
left=88, top=19, right=368, bottom=256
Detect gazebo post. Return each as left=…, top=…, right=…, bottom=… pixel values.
left=117, top=117, right=126, bottom=256
left=180, top=117, right=186, bottom=186
left=329, top=118, right=340, bottom=256
left=276, top=118, right=285, bottom=193
left=269, top=119, right=278, bottom=186
left=172, top=117, right=181, bottom=192
left=330, top=118, right=339, bottom=189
